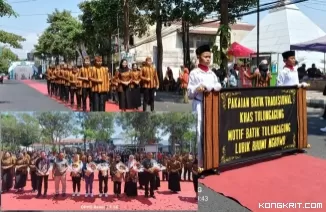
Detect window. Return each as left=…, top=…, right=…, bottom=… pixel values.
left=195, top=35, right=211, bottom=48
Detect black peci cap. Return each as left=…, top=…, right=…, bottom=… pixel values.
left=282, top=51, right=295, bottom=60
left=196, top=45, right=211, bottom=56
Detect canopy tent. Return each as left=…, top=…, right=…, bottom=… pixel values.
left=228, top=42, right=255, bottom=57
left=290, top=35, right=326, bottom=53
left=291, top=35, right=326, bottom=72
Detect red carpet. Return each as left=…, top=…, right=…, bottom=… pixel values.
left=2, top=172, right=197, bottom=210
left=22, top=80, right=138, bottom=112
left=200, top=154, right=326, bottom=212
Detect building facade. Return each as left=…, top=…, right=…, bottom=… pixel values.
left=129, top=21, right=255, bottom=79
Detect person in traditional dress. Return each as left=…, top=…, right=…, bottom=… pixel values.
left=180, top=68, right=190, bottom=103
left=124, top=155, right=138, bottom=197
left=167, top=155, right=181, bottom=193
left=182, top=153, right=192, bottom=181
left=244, top=60, right=272, bottom=87
left=70, top=154, right=83, bottom=197
left=35, top=151, right=50, bottom=198
left=1, top=151, right=14, bottom=193
left=79, top=57, right=92, bottom=111
left=116, top=59, right=132, bottom=111
left=53, top=152, right=69, bottom=198
left=138, top=154, right=145, bottom=189
left=277, top=51, right=308, bottom=87
left=89, top=56, right=110, bottom=111
left=130, top=63, right=142, bottom=110
left=82, top=155, right=95, bottom=197
left=45, top=64, right=54, bottom=96
left=14, top=153, right=28, bottom=192
left=29, top=152, right=38, bottom=192
left=69, top=66, right=80, bottom=108
left=142, top=152, right=156, bottom=198
left=110, top=155, right=125, bottom=198
left=140, top=57, right=159, bottom=112
left=192, top=156, right=199, bottom=198
left=98, top=153, right=109, bottom=197
left=161, top=156, right=169, bottom=181
left=187, top=44, right=221, bottom=168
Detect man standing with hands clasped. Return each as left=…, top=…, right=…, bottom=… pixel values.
left=187, top=44, right=222, bottom=171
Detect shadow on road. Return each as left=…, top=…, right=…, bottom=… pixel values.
left=308, top=116, right=325, bottom=136
left=0, top=101, right=10, bottom=104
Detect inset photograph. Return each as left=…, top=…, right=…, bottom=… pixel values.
left=0, top=112, right=198, bottom=210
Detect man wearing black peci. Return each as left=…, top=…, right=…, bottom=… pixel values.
left=98, top=153, right=109, bottom=197
left=142, top=152, right=156, bottom=198
left=35, top=151, right=50, bottom=198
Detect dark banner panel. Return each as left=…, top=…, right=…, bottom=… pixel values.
left=218, top=87, right=298, bottom=165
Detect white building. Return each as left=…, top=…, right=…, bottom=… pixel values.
left=240, top=3, right=326, bottom=70
left=129, top=21, right=254, bottom=78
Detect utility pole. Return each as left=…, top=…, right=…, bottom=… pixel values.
left=257, top=0, right=260, bottom=68
left=220, top=0, right=229, bottom=73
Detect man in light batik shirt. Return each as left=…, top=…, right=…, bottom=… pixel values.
left=187, top=44, right=221, bottom=170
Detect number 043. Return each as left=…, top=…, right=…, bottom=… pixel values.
left=198, top=196, right=208, bottom=202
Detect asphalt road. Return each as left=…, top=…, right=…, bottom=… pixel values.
left=198, top=108, right=326, bottom=212
left=0, top=80, right=191, bottom=112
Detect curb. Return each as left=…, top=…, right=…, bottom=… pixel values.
left=307, top=98, right=326, bottom=108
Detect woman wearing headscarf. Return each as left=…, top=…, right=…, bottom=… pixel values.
left=244, top=60, right=271, bottom=87
left=167, top=155, right=181, bottom=193
left=70, top=154, right=83, bottom=197
left=14, top=152, right=29, bottom=192
left=124, top=155, right=138, bottom=197
left=129, top=63, right=142, bottom=110
left=1, top=151, right=14, bottom=193
left=116, top=59, right=132, bottom=111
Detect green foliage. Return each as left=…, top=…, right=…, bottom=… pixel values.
left=0, top=1, right=25, bottom=48
left=116, top=112, right=196, bottom=153
left=34, top=9, right=82, bottom=62
left=0, top=0, right=16, bottom=17
left=0, top=47, right=18, bottom=73
left=1, top=113, right=40, bottom=149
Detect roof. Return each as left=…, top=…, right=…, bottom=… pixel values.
left=240, top=3, right=326, bottom=68
left=240, top=4, right=326, bottom=53
left=133, top=21, right=254, bottom=47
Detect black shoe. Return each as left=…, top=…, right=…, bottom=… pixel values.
left=150, top=195, right=156, bottom=198
left=145, top=194, right=149, bottom=198
left=43, top=193, right=47, bottom=197
left=62, top=193, right=66, bottom=197
left=54, top=194, right=59, bottom=198
left=36, top=194, right=41, bottom=198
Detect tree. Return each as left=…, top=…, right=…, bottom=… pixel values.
left=159, top=112, right=196, bottom=154
left=0, top=47, right=18, bottom=73
left=202, top=0, right=258, bottom=72
left=34, top=9, right=83, bottom=63
left=37, top=112, right=74, bottom=151
left=0, top=0, right=26, bottom=48
left=115, top=112, right=162, bottom=145
left=74, top=112, right=115, bottom=152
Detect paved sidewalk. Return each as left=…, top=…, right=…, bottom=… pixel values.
left=306, top=90, right=326, bottom=108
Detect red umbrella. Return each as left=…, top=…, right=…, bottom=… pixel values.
left=228, top=42, right=255, bottom=57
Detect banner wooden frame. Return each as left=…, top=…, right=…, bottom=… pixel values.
left=203, top=87, right=308, bottom=171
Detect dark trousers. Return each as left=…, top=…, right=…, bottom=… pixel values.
left=82, top=88, right=91, bottom=111
left=183, top=167, right=191, bottom=181
left=64, top=86, right=69, bottom=102
left=162, top=171, right=168, bottom=181
left=60, top=85, right=65, bottom=100
left=31, top=171, right=37, bottom=190
left=37, top=175, right=48, bottom=195
left=70, top=89, right=76, bottom=106
left=144, top=172, right=155, bottom=196
left=98, top=175, right=108, bottom=194
left=76, top=92, right=82, bottom=109
left=47, top=81, right=51, bottom=95
left=92, top=92, right=106, bottom=111
left=113, top=181, right=121, bottom=194
left=72, top=176, right=81, bottom=193
left=50, top=83, right=55, bottom=96
left=193, top=174, right=198, bottom=193
left=179, top=169, right=182, bottom=180
left=143, top=88, right=155, bottom=111
left=56, top=84, right=60, bottom=97
left=322, top=106, right=326, bottom=119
